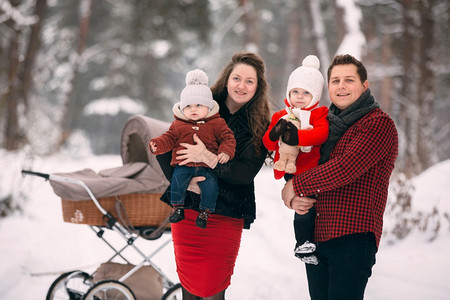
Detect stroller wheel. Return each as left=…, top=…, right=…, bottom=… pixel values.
left=46, top=270, right=93, bottom=300
left=161, top=283, right=183, bottom=300
left=82, top=280, right=135, bottom=300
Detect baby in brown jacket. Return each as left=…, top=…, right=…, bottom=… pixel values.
left=149, top=69, right=235, bottom=228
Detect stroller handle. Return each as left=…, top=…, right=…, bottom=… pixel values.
left=21, top=170, right=104, bottom=212
left=21, top=170, right=50, bottom=180
left=21, top=169, right=104, bottom=213
left=21, top=169, right=136, bottom=243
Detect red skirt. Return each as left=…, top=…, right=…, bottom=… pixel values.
left=171, top=209, right=244, bottom=297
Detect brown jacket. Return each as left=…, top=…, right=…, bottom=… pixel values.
left=150, top=101, right=236, bottom=167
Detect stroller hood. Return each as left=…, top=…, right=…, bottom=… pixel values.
left=50, top=115, right=171, bottom=200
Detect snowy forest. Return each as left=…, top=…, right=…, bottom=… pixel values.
left=1, top=1, right=450, bottom=298
left=1, top=1, right=450, bottom=231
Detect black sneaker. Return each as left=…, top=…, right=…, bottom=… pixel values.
left=195, top=211, right=209, bottom=229
left=169, top=207, right=185, bottom=223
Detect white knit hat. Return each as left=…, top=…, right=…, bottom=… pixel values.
left=179, top=69, right=214, bottom=110
left=286, top=55, right=324, bottom=109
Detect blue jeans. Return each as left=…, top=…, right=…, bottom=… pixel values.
left=170, top=165, right=218, bottom=212
left=305, top=232, right=377, bottom=300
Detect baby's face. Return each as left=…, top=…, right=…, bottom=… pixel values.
left=289, top=88, right=313, bottom=109
left=183, top=104, right=210, bottom=120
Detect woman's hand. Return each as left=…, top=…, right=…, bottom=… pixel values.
left=281, top=179, right=316, bottom=215
left=186, top=176, right=206, bottom=194
left=177, top=134, right=219, bottom=168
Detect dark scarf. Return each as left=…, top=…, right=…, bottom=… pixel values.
left=319, top=88, right=380, bottom=164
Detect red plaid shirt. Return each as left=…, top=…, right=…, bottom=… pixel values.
left=292, top=108, right=398, bottom=247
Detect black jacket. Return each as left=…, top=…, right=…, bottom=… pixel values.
left=157, top=92, right=268, bottom=229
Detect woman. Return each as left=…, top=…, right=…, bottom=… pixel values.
left=157, top=51, right=271, bottom=299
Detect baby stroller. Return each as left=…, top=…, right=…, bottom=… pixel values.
left=22, top=115, right=182, bottom=300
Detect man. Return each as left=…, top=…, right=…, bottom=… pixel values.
left=282, top=54, right=398, bottom=300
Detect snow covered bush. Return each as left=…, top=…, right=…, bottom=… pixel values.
left=0, top=149, right=33, bottom=217
left=383, top=161, right=450, bottom=244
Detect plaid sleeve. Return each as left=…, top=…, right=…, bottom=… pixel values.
left=292, top=112, right=398, bottom=197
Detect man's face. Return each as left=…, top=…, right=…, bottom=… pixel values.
left=328, top=64, right=368, bottom=110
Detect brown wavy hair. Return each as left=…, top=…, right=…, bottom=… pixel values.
left=211, top=51, right=271, bottom=157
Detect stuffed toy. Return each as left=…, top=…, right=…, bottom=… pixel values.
left=271, top=107, right=313, bottom=174
left=273, top=113, right=301, bottom=174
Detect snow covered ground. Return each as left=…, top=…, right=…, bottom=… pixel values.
left=0, top=153, right=449, bottom=299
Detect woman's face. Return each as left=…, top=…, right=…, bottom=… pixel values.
left=225, top=64, right=258, bottom=113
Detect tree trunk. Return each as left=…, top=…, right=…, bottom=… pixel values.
left=416, top=0, right=436, bottom=170
left=3, top=0, right=23, bottom=150
left=20, top=0, right=48, bottom=111
left=380, top=33, right=394, bottom=115
left=398, top=0, right=437, bottom=177
left=399, top=0, right=417, bottom=178
left=284, top=7, right=301, bottom=69
left=57, top=0, right=93, bottom=150
left=269, top=3, right=302, bottom=111
left=239, top=0, right=260, bottom=51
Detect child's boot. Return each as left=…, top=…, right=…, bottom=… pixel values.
left=169, top=206, right=185, bottom=223
left=195, top=210, right=209, bottom=229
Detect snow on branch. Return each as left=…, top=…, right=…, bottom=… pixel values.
left=0, top=0, right=38, bottom=26
left=335, top=0, right=366, bottom=59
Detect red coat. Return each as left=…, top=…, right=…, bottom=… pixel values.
left=262, top=103, right=329, bottom=179
left=150, top=102, right=235, bottom=168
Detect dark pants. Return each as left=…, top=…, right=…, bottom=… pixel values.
left=285, top=174, right=316, bottom=248
left=294, top=207, right=316, bottom=247
left=305, top=232, right=377, bottom=300
left=171, top=165, right=218, bottom=212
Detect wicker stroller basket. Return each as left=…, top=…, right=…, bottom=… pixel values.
left=61, top=193, right=172, bottom=227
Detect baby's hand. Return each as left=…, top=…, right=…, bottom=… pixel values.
left=149, top=141, right=157, bottom=153
left=217, top=152, right=230, bottom=164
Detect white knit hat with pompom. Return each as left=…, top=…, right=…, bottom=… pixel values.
left=180, top=69, right=214, bottom=110
left=285, top=55, right=324, bottom=109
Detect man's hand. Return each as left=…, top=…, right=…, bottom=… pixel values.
left=281, top=179, right=296, bottom=208
left=291, top=197, right=316, bottom=215
left=281, top=179, right=316, bottom=215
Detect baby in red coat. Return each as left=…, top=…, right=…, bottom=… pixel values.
left=263, top=55, right=329, bottom=264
